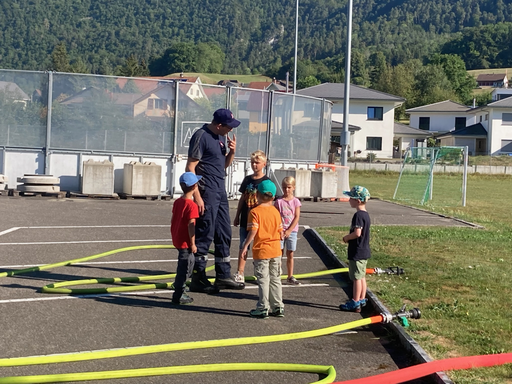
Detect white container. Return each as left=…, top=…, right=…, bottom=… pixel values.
left=273, top=168, right=312, bottom=198
left=82, top=159, right=114, bottom=195
left=123, top=161, right=162, bottom=195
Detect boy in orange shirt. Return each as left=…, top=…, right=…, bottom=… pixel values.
left=240, top=179, right=284, bottom=319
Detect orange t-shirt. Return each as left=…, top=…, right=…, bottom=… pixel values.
left=247, top=204, right=283, bottom=260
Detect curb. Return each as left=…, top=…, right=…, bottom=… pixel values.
left=304, top=228, right=454, bottom=384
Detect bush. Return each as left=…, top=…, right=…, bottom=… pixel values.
left=367, top=152, right=376, bottom=162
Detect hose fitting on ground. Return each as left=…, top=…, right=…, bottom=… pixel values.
left=372, top=266, right=405, bottom=275
left=381, top=305, right=421, bottom=324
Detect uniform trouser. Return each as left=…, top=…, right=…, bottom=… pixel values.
left=172, top=248, right=194, bottom=301
left=193, top=187, right=232, bottom=279
left=253, top=257, right=283, bottom=310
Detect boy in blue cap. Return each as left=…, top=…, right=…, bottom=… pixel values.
left=170, top=172, right=201, bottom=305
left=340, top=185, right=371, bottom=313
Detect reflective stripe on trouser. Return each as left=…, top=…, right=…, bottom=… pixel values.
left=253, top=257, right=283, bottom=310
left=194, top=188, right=232, bottom=279
left=172, top=248, right=194, bottom=301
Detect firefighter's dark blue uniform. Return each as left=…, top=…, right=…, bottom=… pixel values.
left=188, top=124, right=233, bottom=280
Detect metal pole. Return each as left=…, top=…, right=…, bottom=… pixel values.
left=293, top=0, right=299, bottom=94
left=44, top=71, right=54, bottom=175
left=462, top=146, right=468, bottom=207
left=340, top=0, right=353, bottom=167
left=265, top=91, right=274, bottom=175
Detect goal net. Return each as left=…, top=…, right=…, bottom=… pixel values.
left=393, top=146, right=468, bottom=207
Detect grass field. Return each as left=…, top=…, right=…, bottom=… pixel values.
left=317, top=170, right=512, bottom=383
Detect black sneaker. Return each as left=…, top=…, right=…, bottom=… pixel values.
left=249, top=308, right=269, bottom=319
left=269, top=307, right=284, bottom=317
left=215, top=277, right=245, bottom=290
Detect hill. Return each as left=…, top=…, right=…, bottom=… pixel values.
left=0, top=0, right=511, bottom=74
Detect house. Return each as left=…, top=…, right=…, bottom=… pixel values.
left=491, top=87, right=512, bottom=101
left=472, top=96, right=512, bottom=155
left=406, top=100, right=472, bottom=133
left=246, top=79, right=291, bottom=92
left=393, top=122, right=432, bottom=158
left=476, top=73, right=508, bottom=88
left=297, top=83, right=405, bottom=159
left=435, top=123, right=488, bottom=156
left=0, top=81, right=31, bottom=106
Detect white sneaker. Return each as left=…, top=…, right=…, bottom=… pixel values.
left=234, top=272, right=244, bottom=283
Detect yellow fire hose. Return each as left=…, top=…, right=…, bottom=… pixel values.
left=0, top=245, right=405, bottom=383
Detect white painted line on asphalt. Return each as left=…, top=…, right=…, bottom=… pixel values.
left=0, top=283, right=329, bottom=305
left=0, top=239, right=171, bottom=246
left=0, top=227, right=22, bottom=237
left=0, top=256, right=313, bottom=269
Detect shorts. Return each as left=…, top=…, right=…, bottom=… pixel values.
left=280, top=231, right=297, bottom=252
left=349, top=259, right=368, bottom=281
left=239, top=227, right=250, bottom=250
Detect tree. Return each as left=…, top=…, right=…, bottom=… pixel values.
left=50, top=43, right=71, bottom=72
left=297, top=75, right=321, bottom=89
left=428, top=53, right=476, bottom=103
left=116, top=55, right=150, bottom=77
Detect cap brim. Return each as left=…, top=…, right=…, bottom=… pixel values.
left=226, top=119, right=241, bottom=128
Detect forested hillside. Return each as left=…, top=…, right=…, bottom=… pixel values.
left=1, top=0, right=512, bottom=75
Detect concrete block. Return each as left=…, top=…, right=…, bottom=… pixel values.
left=82, top=159, right=114, bottom=195
left=123, top=161, right=162, bottom=195
left=310, top=170, right=337, bottom=198
left=273, top=168, right=311, bottom=198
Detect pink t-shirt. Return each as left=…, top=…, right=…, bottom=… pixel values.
left=274, top=197, right=301, bottom=232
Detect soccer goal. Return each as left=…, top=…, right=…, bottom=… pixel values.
left=393, top=146, right=468, bottom=207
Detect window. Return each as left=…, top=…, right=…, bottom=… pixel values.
left=501, top=140, right=512, bottom=153
left=366, top=137, right=382, bottom=150
left=367, top=107, right=383, bottom=120
left=455, top=117, right=466, bottom=130
left=147, top=98, right=168, bottom=110
left=419, top=117, right=430, bottom=130
left=502, top=113, right=512, bottom=125
left=479, top=115, right=483, bottom=122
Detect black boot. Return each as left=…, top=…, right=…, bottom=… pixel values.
left=189, top=272, right=219, bottom=294
left=215, top=276, right=245, bottom=290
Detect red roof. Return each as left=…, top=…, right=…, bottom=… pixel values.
left=246, top=81, right=273, bottom=90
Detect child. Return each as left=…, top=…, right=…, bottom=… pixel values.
left=170, top=172, right=201, bottom=305
left=240, top=179, right=284, bottom=319
left=274, top=176, right=302, bottom=284
left=339, top=185, right=371, bottom=313
left=233, top=150, right=269, bottom=283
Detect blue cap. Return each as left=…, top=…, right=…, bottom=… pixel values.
left=179, top=172, right=202, bottom=187
left=213, top=108, right=241, bottom=128
left=257, top=179, right=277, bottom=197
left=343, top=185, right=370, bottom=202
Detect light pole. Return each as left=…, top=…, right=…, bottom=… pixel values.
left=293, top=0, right=299, bottom=94
left=341, top=0, right=353, bottom=166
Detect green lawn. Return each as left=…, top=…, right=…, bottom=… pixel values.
left=317, top=170, right=512, bottom=383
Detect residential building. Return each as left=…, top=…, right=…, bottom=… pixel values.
left=476, top=73, right=508, bottom=88
left=407, top=100, right=472, bottom=133
left=393, top=122, right=432, bottom=158
left=298, top=83, right=405, bottom=158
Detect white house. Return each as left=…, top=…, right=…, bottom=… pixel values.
left=297, top=83, right=405, bottom=159
left=406, top=94, right=512, bottom=155
left=393, top=122, right=432, bottom=157
left=406, top=100, right=474, bottom=133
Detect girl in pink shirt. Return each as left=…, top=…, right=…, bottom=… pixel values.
left=274, top=176, right=302, bottom=284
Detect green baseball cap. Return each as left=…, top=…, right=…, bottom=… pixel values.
left=343, top=185, right=370, bottom=202
left=258, top=179, right=277, bottom=197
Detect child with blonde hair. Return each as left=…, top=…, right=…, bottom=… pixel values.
left=233, top=150, right=269, bottom=283
left=274, top=176, right=302, bottom=284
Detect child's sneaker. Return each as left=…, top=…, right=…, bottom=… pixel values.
left=234, top=272, right=244, bottom=283
left=359, top=298, right=368, bottom=307
left=339, top=299, right=361, bottom=313
left=171, top=293, right=194, bottom=306
left=249, top=308, right=269, bottom=319
left=270, top=307, right=284, bottom=317
left=287, top=276, right=301, bottom=285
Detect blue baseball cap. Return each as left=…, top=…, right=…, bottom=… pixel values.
left=213, top=108, right=241, bottom=128
left=179, top=172, right=202, bottom=187
left=257, top=179, right=277, bottom=197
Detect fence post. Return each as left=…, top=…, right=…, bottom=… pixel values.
left=44, top=71, right=54, bottom=175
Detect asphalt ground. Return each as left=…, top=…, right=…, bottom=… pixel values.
left=0, top=196, right=473, bottom=383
